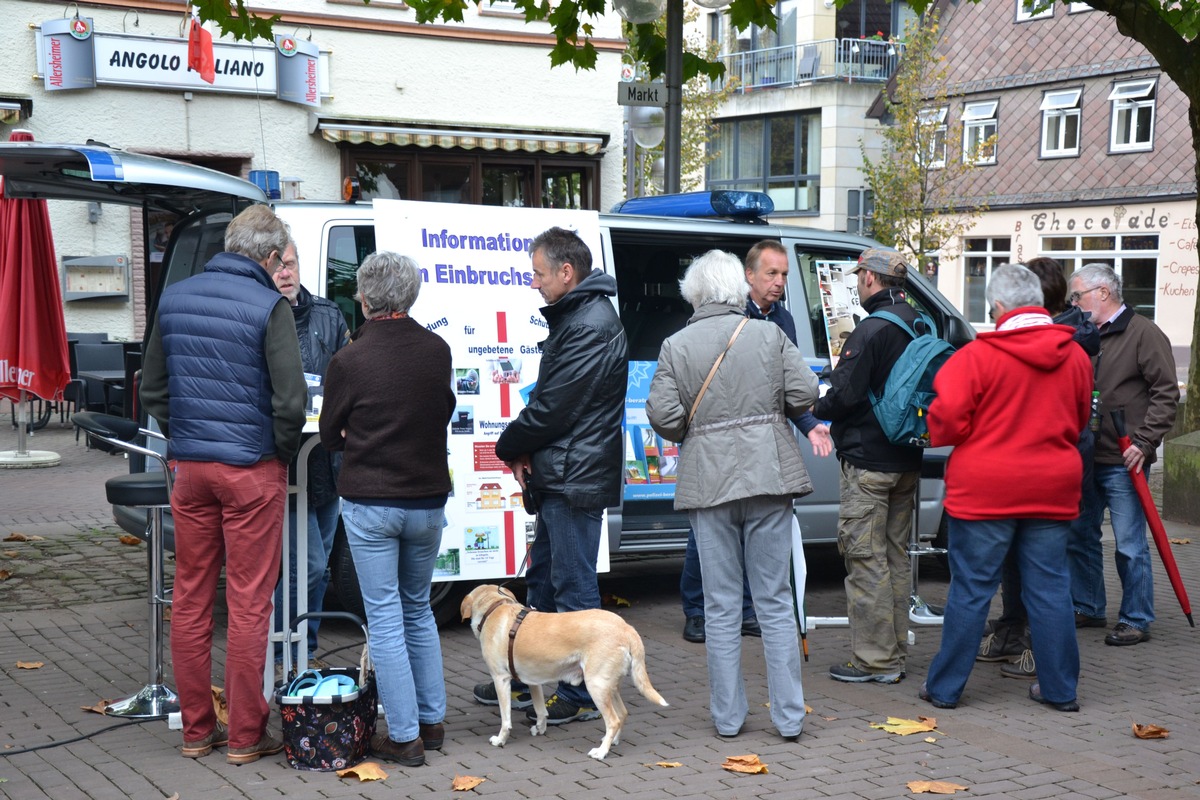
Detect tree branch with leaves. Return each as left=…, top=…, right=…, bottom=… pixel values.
left=859, top=13, right=994, bottom=268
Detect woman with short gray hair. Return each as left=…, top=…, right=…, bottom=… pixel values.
left=319, top=250, right=455, bottom=767
left=647, top=249, right=818, bottom=741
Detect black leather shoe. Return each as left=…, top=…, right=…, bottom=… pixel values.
left=1029, top=683, right=1079, bottom=712
left=1074, top=612, right=1107, bottom=628
left=741, top=618, right=762, bottom=637
left=683, top=615, right=705, bottom=643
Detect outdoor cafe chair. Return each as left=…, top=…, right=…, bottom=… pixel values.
left=74, top=411, right=179, bottom=720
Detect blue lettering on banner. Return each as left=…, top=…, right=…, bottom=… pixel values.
left=421, top=227, right=535, bottom=253
left=434, top=263, right=533, bottom=287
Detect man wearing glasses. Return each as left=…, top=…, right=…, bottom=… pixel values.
left=1065, top=263, right=1178, bottom=647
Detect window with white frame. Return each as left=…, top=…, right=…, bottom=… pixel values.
left=963, top=237, right=1011, bottom=325
left=1068, top=2, right=1093, bottom=11
left=1041, top=88, right=1082, bottom=157
left=1016, top=0, right=1053, bottom=21
left=1109, top=79, right=1156, bottom=152
left=962, top=100, right=998, bottom=164
left=919, top=107, right=947, bottom=169
left=1043, top=232, right=1160, bottom=319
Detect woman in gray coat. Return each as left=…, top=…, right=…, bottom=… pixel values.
left=646, top=249, right=818, bottom=740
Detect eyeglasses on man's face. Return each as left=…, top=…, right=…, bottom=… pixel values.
left=1068, top=286, right=1102, bottom=305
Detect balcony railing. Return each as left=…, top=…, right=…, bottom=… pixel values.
left=715, top=38, right=904, bottom=93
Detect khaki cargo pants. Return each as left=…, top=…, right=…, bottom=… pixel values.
left=838, top=460, right=919, bottom=674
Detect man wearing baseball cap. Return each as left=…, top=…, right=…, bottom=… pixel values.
left=815, top=248, right=925, bottom=685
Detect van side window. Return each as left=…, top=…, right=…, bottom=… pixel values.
left=326, top=225, right=376, bottom=333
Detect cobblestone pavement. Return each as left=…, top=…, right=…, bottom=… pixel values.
left=2, top=415, right=1199, bottom=799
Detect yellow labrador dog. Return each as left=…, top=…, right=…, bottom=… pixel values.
left=461, top=584, right=669, bottom=760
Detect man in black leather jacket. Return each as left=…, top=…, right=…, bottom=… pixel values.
left=272, top=240, right=349, bottom=665
left=815, top=248, right=923, bottom=686
left=474, top=227, right=628, bottom=725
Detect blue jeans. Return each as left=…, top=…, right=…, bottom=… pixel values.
left=1067, top=464, right=1154, bottom=630
left=274, top=496, right=341, bottom=661
left=926, top=516, right=1078, bottom=706
left=343, top=501, right=446, bottom=743
left=681, top=529, right=756, bottom=622
left=524, top=494, right=601, bottom=707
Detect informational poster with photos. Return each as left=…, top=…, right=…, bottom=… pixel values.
left=816, top=259, right=866, bottom=366
left=623, top=360, right=678, bottom=500
left=373, top=199, right=610, bottom=583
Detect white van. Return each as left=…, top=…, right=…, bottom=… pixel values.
left=0, top=143, right=974, bottom=624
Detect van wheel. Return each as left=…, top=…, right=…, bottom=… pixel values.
left=329, top=523, right=469, bottom=628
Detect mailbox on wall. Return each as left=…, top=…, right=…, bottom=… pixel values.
left=63, top=254, right=130, bottom=301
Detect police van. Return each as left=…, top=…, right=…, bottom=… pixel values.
left=0, top=143, right=974, bottom=624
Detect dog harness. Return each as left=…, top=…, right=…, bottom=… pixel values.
left=477, top=598, right=532, bottom=685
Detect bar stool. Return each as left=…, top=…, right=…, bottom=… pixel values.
left=908, top=451, right=948, bottom=625
left=74, top=411, right=179, bottom=720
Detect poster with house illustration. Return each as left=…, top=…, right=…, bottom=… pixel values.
left=463, top=525, right=502, bottom=568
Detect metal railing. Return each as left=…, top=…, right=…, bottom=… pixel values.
left=715, top=37, right=904, bottom=93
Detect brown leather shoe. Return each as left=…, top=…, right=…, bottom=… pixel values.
left=181, top=722, right=229, bottom=758
left=226, top=734, right=284, bottom=765
left=371, top=733, right=425, bottom=766
left=419, top=722, right=444, bottom=751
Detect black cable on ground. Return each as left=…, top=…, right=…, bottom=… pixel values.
left=0, top=718, right=149, bottom=756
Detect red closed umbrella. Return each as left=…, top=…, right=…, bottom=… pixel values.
left=1111, top=408, right=1194, bottom=627
left=0, top=130, right=71, bottom=468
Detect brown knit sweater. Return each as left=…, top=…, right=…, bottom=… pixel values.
left=318, top=316, right=454, bottom=501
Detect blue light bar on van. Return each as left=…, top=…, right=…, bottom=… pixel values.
left=610, top=191, right=775, bottom=220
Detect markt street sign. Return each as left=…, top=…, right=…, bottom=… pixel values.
left=617, top=81, right=665, bottom=107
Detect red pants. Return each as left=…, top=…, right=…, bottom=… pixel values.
left=169, top=458, right=286, bottom=748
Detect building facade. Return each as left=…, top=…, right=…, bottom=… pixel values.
left=0, top=0, right=626, bottom=340
left=926, top=0, right=1196, bottom=350
left=703, top=0, right=917, bottom=231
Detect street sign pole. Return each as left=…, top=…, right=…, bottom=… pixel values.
left=664, top=0, right=683, bottom=195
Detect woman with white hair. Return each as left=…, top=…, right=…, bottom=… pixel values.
left=319, top=251, right=455, bottom=766
left=646, top=249, right=818, bottom=740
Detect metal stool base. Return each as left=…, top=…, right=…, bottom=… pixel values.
left=104, top=683, right=179, bottom=720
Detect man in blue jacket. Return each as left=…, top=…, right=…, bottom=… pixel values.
left=472, top=226, right=628, bottom=725
left=142, top=205, right=306, bottom=765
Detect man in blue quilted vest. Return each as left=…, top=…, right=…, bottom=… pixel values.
left=142, top=204, right=306, bottom=765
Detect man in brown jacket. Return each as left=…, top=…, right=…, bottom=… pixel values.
left=1066, top=263, right=1178, bottom=646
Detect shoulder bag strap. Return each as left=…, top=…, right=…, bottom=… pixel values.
left=687, top=316, right=751, bottom=430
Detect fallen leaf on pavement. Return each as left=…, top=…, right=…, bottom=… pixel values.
left=452, top=775, right=486, bottom=791
left=4, top=533, right=43, bottom=541
left=647, top=761, right=682, bottom=768
left=907, top=779, right=969, bottom=794
left=805, top=704, right=813, bottom=713
left=16, top=661, right=44, bottom=669
left=601, top=593, right=631, bottom=608
left=722, top=754, right=768, bottom=774
left=211, top=686, right=229, bottom=725
left=821, top=715, right=838, bottom=721
left=924, top=737, right=938, bottom=743
left=1168, top=538, right=1190, bottom=545
left=1132, top=723, right=1169, bottom=739
left=0, top=570, right=10, bottom=581
left=3, top=550, right=19, bottom=558
left=118, top=535, right=142, bottom=546
left=871, top=717, right=937, bottom=736
left=82, top=700, right=114, bottom=714
left=338, top=762, right=388, bottom=781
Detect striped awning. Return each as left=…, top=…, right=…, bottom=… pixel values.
left=0, top=101, right=29, bottom=125
left=313, top=118, right=606, bottom=156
